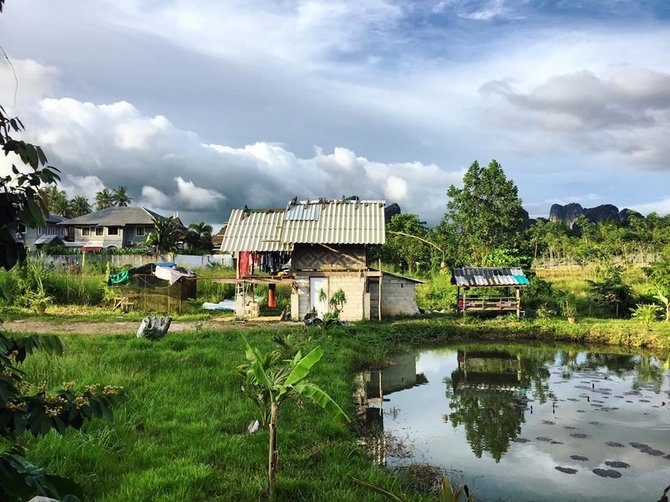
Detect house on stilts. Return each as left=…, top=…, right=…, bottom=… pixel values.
left=219, top=197, right=422, bottom=321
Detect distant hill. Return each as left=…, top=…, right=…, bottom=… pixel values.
left=548, top=203, right=643, bottom=229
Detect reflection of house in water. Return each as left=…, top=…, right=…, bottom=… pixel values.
left=450, top=350, right=524, bottom=394
left=354, top=352, right=427, bottom=465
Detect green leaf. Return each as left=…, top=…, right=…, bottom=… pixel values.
left=292, top=382, right=349, bottom=423
left=281, top=346, right=323, bottom=390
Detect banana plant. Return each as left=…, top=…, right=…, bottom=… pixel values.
left=238, top=340, right=349, bottom=500
left=654, top=291, right=670, bottom=322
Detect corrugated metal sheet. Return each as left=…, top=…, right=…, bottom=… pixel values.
left=219, top=209, right=290, bottom=252
left=220, top=199, right=385, bottom=252
left=285, top=202, right=321, bottom=221
left=281, top=200, right=386, bottom=245
left=451, top=267, right=529, bottom=287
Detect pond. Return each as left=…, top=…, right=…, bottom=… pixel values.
left=356, top=343, right=670, bottom=501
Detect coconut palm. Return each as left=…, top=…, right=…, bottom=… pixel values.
left=186, top=221, right=213, bottom=254
left=95, top=188, right=115, bottom=210
left=112, top=185, right=132, bottom=207
left=69, top=195, right=92, bottom=217
left=238, top=341, right=349, bottom=500
left=46, top=185, right=70, bottom=217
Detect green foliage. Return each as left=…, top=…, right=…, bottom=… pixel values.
left=0, top=327, right=121, bottom=501
left=145, top=216, right=181, bottom=254
left=238, top=339, right=349, bottom=499
left=586, top=263, right=634, bottom=318
left=0, top=105, right=60, bottom=270
left=94, top=188, right=114, bottom=211
left=185, top=221, right=214, bottom=255
left=68, top=195, right=91, bottom=217
left=111, top=185, right=132, bottom=207
left=630, top=304, right=659, bottom=330
left=438, top=159, right=526, bottom=266
left=377, top=214, right=433, bottom=275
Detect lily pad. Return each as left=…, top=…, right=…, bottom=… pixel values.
left=605, top=461, right=629, bottom=468
left=555, top=466, right=578, bottom=474
left=593, top=468, right=622, bottom=478
left=570, top=433, right=589, bottom=438
left=605, top=442, right=625, bottom=448
left=570, top=455, right=589, bottom=461
left=536, top=436, right=553, bottom=442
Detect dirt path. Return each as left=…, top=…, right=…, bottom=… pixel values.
left=2, top=317, right=286, bottom=335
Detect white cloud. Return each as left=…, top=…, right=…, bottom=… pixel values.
left=629, top=197, right=670, bottom=216
left=58, top=175, right=106, bottom=201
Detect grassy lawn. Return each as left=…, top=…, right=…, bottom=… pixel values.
left=19, top=326, right=419, bottom=502
left=12, top=314, right=670, bottom=501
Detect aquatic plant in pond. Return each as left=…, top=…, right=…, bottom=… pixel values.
left=359, top=342, right=670, bottom=502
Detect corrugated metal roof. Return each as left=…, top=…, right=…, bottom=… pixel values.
left=281, top=200, right=385, bottom=245
left=451, top=267, right=529, bottom=287
left=220, top=209, right=290, bottom=252
left=220, top=199, right=386, bottom=253
left=60, top=207, right=164, bottom=226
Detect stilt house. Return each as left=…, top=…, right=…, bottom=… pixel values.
left=220, top=197, right=421, bottom=321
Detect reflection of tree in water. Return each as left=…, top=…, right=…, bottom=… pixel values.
left=443, top=347, right=554, bottom=462
left=557, top=352, right=665, bottom=393
left=444, top=389, right=527, bottom=462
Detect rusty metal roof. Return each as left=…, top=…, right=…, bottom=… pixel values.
left=220, top=199, right=386, bottom=253
left=451, top=267, right=529, bottom=287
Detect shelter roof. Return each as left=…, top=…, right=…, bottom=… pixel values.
left=59, top=207, right=165, bottom=227
left=451, top=267, right=529, bottom=287
left=220, top=198, right=386, bottom=253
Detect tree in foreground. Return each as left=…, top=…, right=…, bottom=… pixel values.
left=238, top=340, right=349, bottom=500
left=438, top=159, right=526, bottom=266
left=1, top=105, right=120, bottom=499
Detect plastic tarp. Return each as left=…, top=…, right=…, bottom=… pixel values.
left=154, top=265, right=192, bottom=285
left=108, top=269, right=131, bottom=285
left=201, top=299, right=236, bottom=311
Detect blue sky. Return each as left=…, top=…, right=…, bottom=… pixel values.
left=1, top=0, right=669, bottom=227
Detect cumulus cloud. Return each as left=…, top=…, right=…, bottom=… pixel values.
left=13, top=93, right=462, bottom=225
left=479, top=67, right=670, bottom=167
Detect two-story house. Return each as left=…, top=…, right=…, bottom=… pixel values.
left=18, top=213, right=65, bottom=251
left=59, top=207, right=167, bottom=250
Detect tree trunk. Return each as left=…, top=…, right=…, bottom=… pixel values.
left=268, top=402, right=278, bottom=500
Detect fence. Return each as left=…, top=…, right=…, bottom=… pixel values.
left=42, top=253, right=233, bottom=271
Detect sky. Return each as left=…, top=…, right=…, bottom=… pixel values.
left=1, top=0, right=669, bottom=229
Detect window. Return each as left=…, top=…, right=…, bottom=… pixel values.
left=82, top=227, right=90, bottom=236
left=135, top=226, right=145, bottom=236
left=107, top=227, right=119, bottom=235
left=95, top=227, right=104, bottom=236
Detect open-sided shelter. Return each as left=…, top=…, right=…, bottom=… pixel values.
left=220, top=197, right=421, bottom=321
left=451, top=267, right=529, bottom=317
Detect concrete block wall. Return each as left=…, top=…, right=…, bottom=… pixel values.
left=381, top=277, right=419, bottom=317
left=329, top=275, right=367, bottom=321
left=291, top=274, right=369, bottom=321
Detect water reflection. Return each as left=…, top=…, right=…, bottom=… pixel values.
left=357, top=343, right=670, bottom=502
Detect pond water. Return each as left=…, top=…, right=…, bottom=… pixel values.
left=358, top=343, right=670, bottom=502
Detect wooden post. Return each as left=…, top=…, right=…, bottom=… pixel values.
left=462, top=288, right=467, bottom=317
left=516, top=288, right=521, bottom=318
left=378, top=274, right=383, bottom=321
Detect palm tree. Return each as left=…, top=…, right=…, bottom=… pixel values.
left=186, top=221, right=213, bottom=254
left=238, top=341, right=349, bottom=500
left=95, top=188, right=115, bottom=210
left=46, top=185, right=70, bottom=217
left=69, top=195, right=92, bottom=217
left=112, top=185, right=132, bottom=207
left=145, top=216, right=181, bottom=254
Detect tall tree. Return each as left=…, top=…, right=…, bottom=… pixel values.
left=439, top=160, right=526, bottom=266
left=383, top=213, right=431, bottom=274
left=69, top=195, right=92, bottom=217
left=95, top=188, right=115, bottom=210
left=112, top=185, right=132, bottom=207
left=45, top=184, right=70, bottom=217
left=186, top=221, right=213, bottom=254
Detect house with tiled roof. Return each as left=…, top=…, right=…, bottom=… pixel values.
left=59, top=207, right=166, bottom=250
